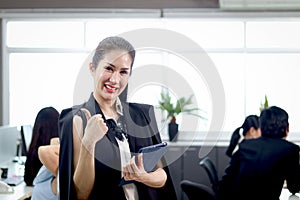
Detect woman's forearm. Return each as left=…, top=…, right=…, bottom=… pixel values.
left=72, top=117, right=96, bottom=200
left=73, top=141, right=96, bottom=200
left=72, top=111, right=108, bottom=199
left=139, top=168, right=167, bottom=188
left=38, top=145, right=59, bottom=176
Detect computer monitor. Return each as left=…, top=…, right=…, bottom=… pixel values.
left=20, top=125, right=33, bottom=156
left=0, top=126, right=20, bottom=164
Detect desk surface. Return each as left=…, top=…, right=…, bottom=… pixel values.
left=0, top=157, right=33, bottom=200
left=0, top=181, right=33, bottom=200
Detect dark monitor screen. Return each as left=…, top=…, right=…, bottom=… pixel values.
left=20, top=125, right=33, bottom=156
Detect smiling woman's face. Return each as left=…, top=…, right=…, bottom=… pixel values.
left=90, top=49, right=132, bottom=103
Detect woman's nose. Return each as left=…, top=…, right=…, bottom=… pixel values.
left=109, top=71, right=120, bottom=83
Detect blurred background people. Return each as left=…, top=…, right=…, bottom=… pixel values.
left=31, top=137, right=60, bottom=200
left=218, top=106, right=300, bottom=200
left=226, top=115, right=261, bottom=157
left=24, top=106, right=59, bottom=186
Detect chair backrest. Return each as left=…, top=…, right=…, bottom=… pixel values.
left=199, top=156, right=219, bottom=194
left=180, top=180, right=216, bottom=200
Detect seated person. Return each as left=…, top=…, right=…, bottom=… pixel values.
left=24, top=107, right=59, bottom=186
left=218, top=106, right=300, bottom=200
left=226, top=115, right=261, bottom=157
left=31, top=137, right=59, bottom=200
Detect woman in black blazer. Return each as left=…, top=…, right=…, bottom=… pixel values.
left=226, top=114, right=261, bottom=157
left=58, top=36, right=176, bottom=200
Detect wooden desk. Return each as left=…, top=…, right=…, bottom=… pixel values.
left=0, top=181, right=33, bottom=200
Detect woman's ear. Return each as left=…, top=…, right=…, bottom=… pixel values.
left=247, top=127, right=260, bottom=139
left=257, top=128, right=262, bottom=137
left=89, top=62, right=95, bottom=73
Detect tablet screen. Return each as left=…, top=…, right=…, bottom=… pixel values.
left=138, top=142, right=168, bottom=172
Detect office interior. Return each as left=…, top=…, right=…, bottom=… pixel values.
left=1, top=0, right=300, bottom=199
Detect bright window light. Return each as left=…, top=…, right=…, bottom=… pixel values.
left=9, top=53, right=88, bottom=125
left=7, top=21, right=85, bottom=48
left=5, top=17, right=300, bottom=133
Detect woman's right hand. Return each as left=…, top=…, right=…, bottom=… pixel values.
left=80, top=108, right=108, bottom=150
left=72, top=108, right=107, bottom=199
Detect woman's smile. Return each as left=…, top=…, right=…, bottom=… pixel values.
left=104, top=83, right=119, bottom=93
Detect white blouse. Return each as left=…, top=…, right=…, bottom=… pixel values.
left=116, top=134, right=139, bottom=200
left=107, top=98, right=139, bottom=200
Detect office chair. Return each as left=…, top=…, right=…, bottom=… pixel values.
left=180, top=180, right=216, bottom=200
left=199, top=156, right=219, bottom=194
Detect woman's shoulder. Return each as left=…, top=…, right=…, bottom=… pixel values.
left=126, top=102, right=154, bottom=118
left=128, top=102, right=149, bottom=107
left=128, top=102, right=153, bottom=110
left=59, top=103, right=86, bottom=122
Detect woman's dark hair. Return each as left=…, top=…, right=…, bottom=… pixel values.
left=92, top=36, right=135, bottom=102
left=260, top=106, right=288, bottom=138
left=226, top=115, right=260, bottom=157
left=24, top=106, right=59, bottom=186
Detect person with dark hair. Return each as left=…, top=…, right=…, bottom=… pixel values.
left=59, top=36, right=176, bottom=200
left=226, top=115, right=261, bottom=157
left=260, top=106, right=289, bottom=139
left=24, top=106, right=59, bottom=186
left=218, top=106, right=300, bottom=200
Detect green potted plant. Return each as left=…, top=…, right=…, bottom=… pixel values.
left=157, top=90, right=206, bottom=141
left=259, top=95, right=269, bottom=112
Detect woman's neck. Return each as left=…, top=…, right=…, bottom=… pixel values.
left=93, top=93, right=118, bottom=119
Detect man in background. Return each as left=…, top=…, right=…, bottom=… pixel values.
left=218, top=106, right=300, bottom=200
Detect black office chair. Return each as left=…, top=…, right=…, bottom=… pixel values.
left=180, top=180, right=216, bottom=200
left=199, top=156, right=219, bottom=194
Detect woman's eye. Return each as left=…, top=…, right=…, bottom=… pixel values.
left=120, top=70, right=128, bottom=75
left=105, top=66, right=114, bottom=72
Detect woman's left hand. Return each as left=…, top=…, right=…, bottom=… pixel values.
left=122, top=154, right=167, bottom=188
left=123, top=154, right=147, bottom=182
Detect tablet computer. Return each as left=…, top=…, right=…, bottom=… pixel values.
left=138, top=142, right=168, bottom=172
left=119, top=142, right=168, bottom=186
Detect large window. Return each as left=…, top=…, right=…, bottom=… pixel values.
left=3, top=12, right=300, bottom=136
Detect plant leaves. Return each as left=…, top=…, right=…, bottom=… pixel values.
left=157, top=90, right=207, bottom=122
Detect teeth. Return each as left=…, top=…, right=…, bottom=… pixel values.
left=106, top=85, right=117, bottom=90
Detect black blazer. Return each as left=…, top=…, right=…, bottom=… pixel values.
left=218, top=136, right=300, bottom=200
left=58, top=94, right=176, bottom=200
